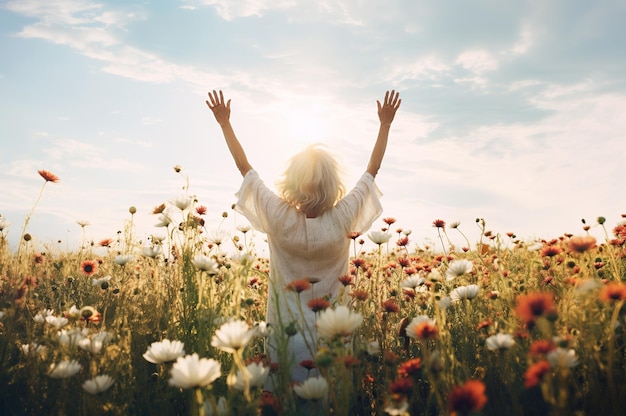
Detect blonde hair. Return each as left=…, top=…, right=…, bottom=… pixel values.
left=277, top=144, right=345, bottom=217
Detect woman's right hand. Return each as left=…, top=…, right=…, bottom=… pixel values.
left=206, top=90, right=231, bottom=126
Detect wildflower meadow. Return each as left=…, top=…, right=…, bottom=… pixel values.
left=1, top=168, right=625, bottom=416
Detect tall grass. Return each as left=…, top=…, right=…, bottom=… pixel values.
left=0, top=170, right=625, bottom=415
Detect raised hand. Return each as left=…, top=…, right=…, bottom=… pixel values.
left=377, top=90, right=401, bottom=126
left=206, top=90, right=231, bottom=126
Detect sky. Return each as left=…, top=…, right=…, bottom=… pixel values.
left=1, top=0, right=625, bottom=255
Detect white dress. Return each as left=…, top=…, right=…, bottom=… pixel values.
left=235, top=169, right=382, bottom=385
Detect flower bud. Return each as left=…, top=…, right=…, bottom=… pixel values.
left=284, top=321, right=298, bottom=337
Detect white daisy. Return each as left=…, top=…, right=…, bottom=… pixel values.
left=485, top=333, right=516, bottom=351
left=143, top=339, right=185, bottom=364
left=168, top=354, right=221, bottom=389
left=293, top=376, right=328, bottom=401
left=316, top=305, right=363, bottom=341
left=211, top=319, right=256, bottom=353
left=82, top=375, right=114, bottom=394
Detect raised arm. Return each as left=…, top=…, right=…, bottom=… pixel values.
left=366, top=90, right=401, bottom=177
left=206, top=90, right=252, bottom=177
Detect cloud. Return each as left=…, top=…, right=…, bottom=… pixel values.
left=4, top=0, right=222, bottom=87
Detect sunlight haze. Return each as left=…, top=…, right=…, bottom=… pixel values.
left=1, top=0, right=625, bottom=252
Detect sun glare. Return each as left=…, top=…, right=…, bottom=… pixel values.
left=284, top=104, right=329, bottom=144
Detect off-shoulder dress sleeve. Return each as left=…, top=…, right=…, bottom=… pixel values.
left=336, top=172, right=383, bottom=233
left=234, top=169, right=285, bottom=233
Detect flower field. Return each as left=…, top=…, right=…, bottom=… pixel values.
left=1, top=170, right=625, bottom=416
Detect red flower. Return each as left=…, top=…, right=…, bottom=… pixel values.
left=80, top=260, right=98, bottom=277
left=397, top=257, right=411, bottom=268
left=408, top=320, right=439, bottom=340
left=299, top=360, right=316, bottom=370
left=382, top=299, right=400, bottom=313
left=351, top=258, right=366, bottom=269
left=432, top=219, right=446, bottom=228
left=33, top=253, right=45, bottom=265
left=396, top=237, right=409, bottom=247
left=389, top=378, right=413, bottom=396
left=568, top=236, right=596, bottom=253
left=383, top=299, right=400, bottom=312
left=338, top=274, right=354, bottom=286
left=383, top=217, right=397, bottom=225
left=98, top=238, right=114, bottom=248
left=38, top=169, right=59, bottom=183
left=540, top=245, right=563, bottom=257
left=613, top=223, right=626, bottom=239
left=347, top=231, right=362, bottom=240
left=285, top=279, right=311, bottom=293
left=476, top=319, right=492, bottom=331
left=350, top=290, right=369, bottom=301
left=448, top=379, right=488, bottom=416
left=524, top=360, right=551, bottom=388
left=514, top=292, right=557, bottom=324
left=307, top=297, right=331, bottom=312
left=152, top=203, right=166, bottom=214
left=397, top=358, right=422, bottom=378
left=529, top=339, right=557, bottom=357
left=259, top=390, right=282, bottom=415
left=195, top=205, right=207, bottom=215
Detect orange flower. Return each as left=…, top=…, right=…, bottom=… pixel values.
left=347, top=231, right=362, bottom=240
left=383, top=217, right=397, bottom=225
left=382, top=299, right=400, bottom=313
left=397, top=358, right=422, bottom=378
left=514, top=292, right=557, bottom=324
left=406, top=316, right=439, bottom=340
left=285, top=279, right=311, bottom=293
left=388, top=378, right=412, bottom=400
left=613, top=223, right=626, bottom=239
left=414, top=323, right=439, bottom=340
left=476, top=319, right=492, bottom=331
left=307, top=297, right=331, bottom=312
left=529, top=339, right=557, bottom=357
left=33, top=253, right=45, bottom=265
left=397, top=257, right=411, bottom=268
left=599, top=282, right=626, bottom=302
left=195, top=205, right=207, bottom=216
left=396, top=237, right=409, bottom=247
left=448, top=379, right=488, bottom=416
left=568, top=236, right=597, bottom=253
left=540, top=245, right=563, bottom=257
left=80, top=259, right=98, bottom=277
left=350, top=289, right=369, bottom=301
left=38, top=169, right=59, bottom=183
left=152, top=203, right=166, bottom=214
left=352, top=258, right=366, bottom=269
left=98, top=238, right=114, bottom=248
left=524, top=360, right=551, bottom=388
left=338, top=274, right=354, bottom=286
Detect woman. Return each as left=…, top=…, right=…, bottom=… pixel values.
left=206, top=89, right=401, bottom=387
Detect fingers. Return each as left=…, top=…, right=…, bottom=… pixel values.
left=378, top=90, right=402, bottom=110
left=384, top=90, right=400, bottom=107
left=206, top=90, right=225, bottom=108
